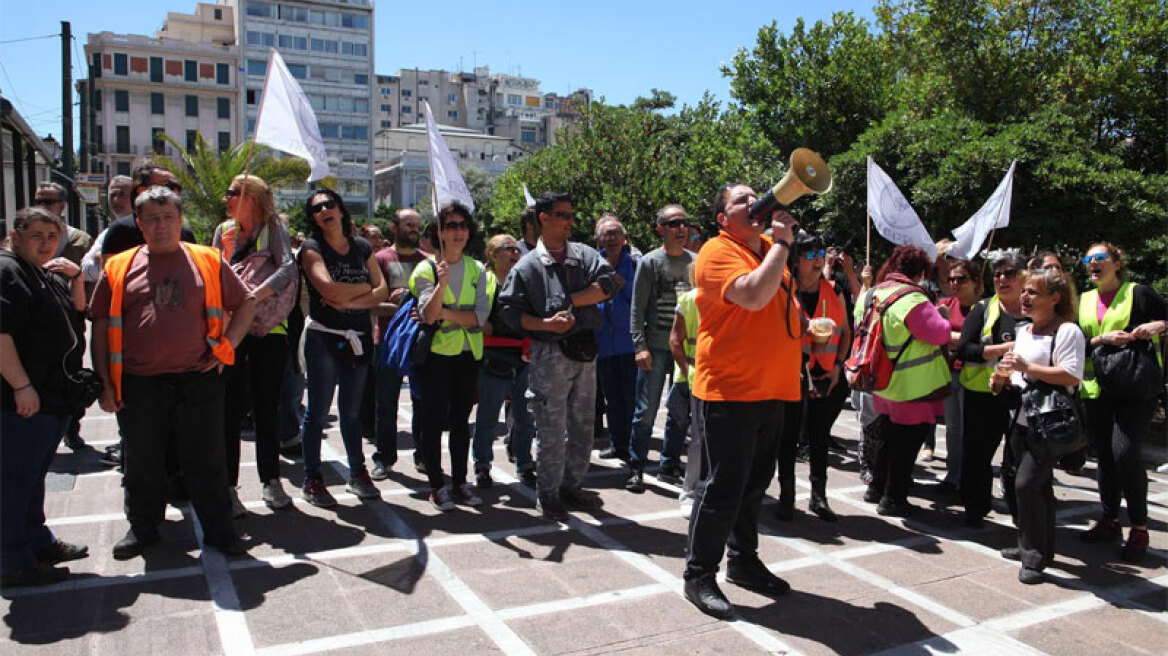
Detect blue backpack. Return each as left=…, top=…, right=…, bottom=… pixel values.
left=380, top=294, right=422, bottom=377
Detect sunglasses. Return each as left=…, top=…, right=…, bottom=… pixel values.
left=993, top=268, right=1019, bottom=279
left=802, top=248, right=827, bottom=260
left=31, top=197, right=62, bottom=206
left=224, top=188, right=241, bottom=198
left=1081, top=253, right=1109, bottom=264
left=948, top=275, right=970, bottom=284
left=661, top=219, right=688, bottom=229
left=549, top=210, right=576, bottom=221
left=442, top=221, right=469, bottom=231
left=310, top=199, right=338, bottom=214
left=498, top=245, right=520, bottom=254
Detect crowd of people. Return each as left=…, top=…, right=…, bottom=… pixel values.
left=1, top=165, right=1165, bottom=627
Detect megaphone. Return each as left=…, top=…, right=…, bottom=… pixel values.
left=750, top=148, right=833, bottom=219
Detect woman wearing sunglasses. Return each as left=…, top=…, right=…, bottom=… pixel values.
left=212, top=175, right=297, bottom=513
left=1077, top=242, right=1167, bottom=562
left=297, top=189, right=388, bottom=507
left=935, top=259, right=982, bottom=496
left=956, top=248, right=1029, bottom=528
left=409, top=202, right=491, bottom=511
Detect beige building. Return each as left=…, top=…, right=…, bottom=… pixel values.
left=83, top=3, right=239, bottom=178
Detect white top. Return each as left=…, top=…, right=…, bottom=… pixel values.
left=1010, top=321, right=1085, bottom=426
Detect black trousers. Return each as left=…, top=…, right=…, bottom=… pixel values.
left=685, top=399, right=783, bottom=580
left=417, top=352, right=479, bottom=490
left=869, top=415, right=930, bottom=505
left=1086, top=393, right=1155, bottom=526
left=119, top=371, right=236, bottom=546
left=1010, top=423, right=1057, bottom=570
left=775, top=399, right=804, bottom=506
left=961, top=389, right=1012, bottom=519
left=224, top=333, right=289, bottom=485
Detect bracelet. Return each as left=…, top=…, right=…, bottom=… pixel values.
left=12, top=382, right=32, bottom=392
left=774, top=239, right=793, bottom=251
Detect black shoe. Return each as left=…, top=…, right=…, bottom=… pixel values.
left=773, top=502, right=795, bottom=522
left=475, top=470, right=494, bottom=489
left=863, top=486, right=882, bottom=503
left=518, top=469, right=538, bottom=488
left=370, top=462, right=390, bottom=481
left=414, top=460, right=428, bottom=475
left=809, top=494, right=838, bottom=522
left=1000, top=547, right=1021, bottom=561
left=536, top=494, right=568, bottom=522
left=36, top=540, right=89, bottom=565
left=657, top=466, right=684, bottom=487
left=795, top=444, right=810, bottom=463
left=112, top=527, right=161, bottom=560
left=599, top=446, right=631, bottom=461
left=0, top=564, right=69, bottom=589
left=625, top=470, right=645, bottom=493
left=726, top=557, right=791, bottom=596
left=684, top=577, right=734, bottom=620
left=1018, top=567, right=1044, bottom=584
left=876, top=499, right=915, bottom=517
left=63, top=432, right=86, bottom=452
left=99, top=444, right=122, bottom=467
left=560, top=486, right=604, bottom=510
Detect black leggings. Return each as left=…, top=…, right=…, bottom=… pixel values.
left=960, top=389, right=1012, bottom=520
left=1086, top=393, right=1155, bottom=526
left=224, top=333, right=290, bottom=485
left=417, top=352, right=479, bottom=490
left=869, top=415, right=931, bottom=505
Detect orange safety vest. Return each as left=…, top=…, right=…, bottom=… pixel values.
left=104, top=243, right=235, bottom=401
left=800, top=278, right=846, bottom=376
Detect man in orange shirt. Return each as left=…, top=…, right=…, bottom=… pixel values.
left=683, top=183, right=800, bottom=619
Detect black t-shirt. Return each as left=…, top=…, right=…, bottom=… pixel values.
left=0, top=251, right=83, bottom=415
left=957, top=298, right=1031, bottom=363
left=1122, top=284, right=1168, bottom=328
left=299, top=235, right=373, bottom=335
left=101, top=215, right=197, bottom=257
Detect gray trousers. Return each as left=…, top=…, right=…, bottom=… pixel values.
left=527, top=341, right=597, bottom=498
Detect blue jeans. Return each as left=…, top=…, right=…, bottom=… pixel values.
left=1, top=411, right=69, bottom=575
left=473, top=365, right=535, bottom=473
left=597, top=353, right=636, bottom=453
left=630, top=348, right=681, bottom=471
left=300, top=330, right=370, bottom=481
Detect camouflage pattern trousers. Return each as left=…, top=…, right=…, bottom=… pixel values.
left=526, top=340, right=597, bottom=499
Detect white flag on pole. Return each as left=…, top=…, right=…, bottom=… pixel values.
left=522, top=184, right=536, bottom=207
left=253, top=49, right=330, bottom=182
left=867, top=157, right=936, bottom=260
left=423, top=101, right=474, bottom=213
left=949, top=161, right=1016, bottom=261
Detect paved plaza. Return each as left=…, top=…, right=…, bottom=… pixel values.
left=3, top=392, right=1167, bottom=656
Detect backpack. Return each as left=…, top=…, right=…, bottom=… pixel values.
left=379, top=261, right=440, bottom=378
left=844, top=283, right=921, bottom=392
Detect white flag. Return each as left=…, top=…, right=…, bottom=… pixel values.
left=522, top=184, right=536, bottom=207
left=423, top=101, right=474, bottom=213
left=949, top=161, right=1016, bottom=261
left=253, top=49, right=330, bottom=182
left=867, top=157, right=936, bottom=260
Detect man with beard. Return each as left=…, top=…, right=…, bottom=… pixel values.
left=369, top=208, right=428, bottom=478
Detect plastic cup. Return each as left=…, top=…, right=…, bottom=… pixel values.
left=809, top=317, right=836, bottom=344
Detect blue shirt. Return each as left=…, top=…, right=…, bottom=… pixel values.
left=595, top=248, right=637, bottom=358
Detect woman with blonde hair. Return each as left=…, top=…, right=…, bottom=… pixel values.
left=213, top=174, right=298, bottom=512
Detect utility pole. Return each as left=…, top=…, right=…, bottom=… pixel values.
left=61, top=20, right=79, bottom=228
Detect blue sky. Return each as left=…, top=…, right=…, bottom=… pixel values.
left=1, top=0, right=875, bottom=140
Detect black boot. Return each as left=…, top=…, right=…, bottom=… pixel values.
left=809, top=483, right=838, bottom=522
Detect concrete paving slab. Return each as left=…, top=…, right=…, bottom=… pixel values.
left=1011, top=605, right=1168, bottom=656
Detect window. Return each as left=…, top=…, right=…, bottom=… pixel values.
left=380, top=120, right=391, bottom=128
left=149, top=56, right=163, bottom=82
left=380, top=104, right=390, bottom=112
left=311, top=38, right=338, bottom=53
left=355, top=98, right=368, bottom=113
left=218, top=131, right=231, bottom=153
left=217, top=98, right=230, bottom=119
left=91, top=53, right=102, bottom=78
left=246, top=89, right=257, bottom=105
left=353, top=73, right=368, bottom=85
left=114, top=90, right=129, bottom=112
left=418, top=79, right=429, bottom=86
left=380, top=87, right=391, bottom=95
left=281, top=5, right=310, bottom=22
left=216, top=63, right=229, bottom=85
left=521, top=127, right=536, bottom=144
left=310, top=9, right=339, bottom=26
left=401, top=106, right=411, bottom=115
left=246, top=31, right=274, bottom=46
left=186, top=129, right=199, bottom=151
left=286, top=64, right=307, bottom=79
left=116, top=125, right=130, bottom=153
left=151, top=127, right=165, bottom=154
left=340, top=13, right=369, bottom=29
left=278, top=35, right=307, bottom=50
left=116, top=161, right=131, bottom=176
left=448, top=93, right=457, bottom=103
left=94, top=90, right=102, bottom=108
left=247, top=118, right=255, bottom=135
left=401, top=89, right=411, bottom=98
left=545, top=98, right=557, bottom=109
left=214, top=8, right=222, bottom=19
left=341, top=125, right=366, bottom=140
left=507, top=94, right=521, bottom=106
left=341, top=42, right=367, bottom=57
left=318, top=123, right=338, bottom=139
left=247, top=60, right=267, bottom=77
left=113, top=53, right=128, bottom=75
left=150, top=92, right=164, bottom=115
left=184, top=60, right=197, bottom=82
left=246, top=1, right=276, bottom=18
left=94, top=125, right=103, bottom=152
left=185, top=95, right=199, bottom=117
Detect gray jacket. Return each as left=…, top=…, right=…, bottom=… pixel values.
left=499, top=239, right=618, bottom=342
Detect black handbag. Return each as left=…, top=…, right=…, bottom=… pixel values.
left=65, top=367, right=103, bottom=413
left=482, top=348, right=525, bottom=379
left=1091, top=339, right=1161, bottom=400
left=558, top=330, right=598, bottom=363
left=1016, top=325, right=1088, bottom=459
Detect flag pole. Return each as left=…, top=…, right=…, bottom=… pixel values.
left=977, top=195, right=1008, bottom=279
left=865, top=210, right=871, bottom=267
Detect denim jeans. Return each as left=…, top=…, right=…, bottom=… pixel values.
left=373, top=359, right=420, bottom=468
left=597, top=353, right=636, bottom=453
left=473, top=365, right=535, bottom=473
left=1, top=411, right=68, bottom=575
left=300, top=329, right=370, bottom=481
left=630, top=348, right=681, bottom=471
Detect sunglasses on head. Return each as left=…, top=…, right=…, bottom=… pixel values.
left=1081, top=253, right=1109, bottom=264
left=310, top=199, right=338, bottom=214
left=802, top=248, right=826, bottom=260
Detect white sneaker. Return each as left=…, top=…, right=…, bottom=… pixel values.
left=1157, top=463, right=1168, bottom=474
left=228, top=486, right=248, bottom=518
left=262, top=479, right=292, bottom=509
left=679, top=495, right=695, bottom=519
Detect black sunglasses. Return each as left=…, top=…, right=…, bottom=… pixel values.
left=224, top=188, right=241, bottom=198
left=311, top=199, right=338, bottom=214
left=31, top=197, right=61, bottom=206
left=661, top=219, right=688, bottom=229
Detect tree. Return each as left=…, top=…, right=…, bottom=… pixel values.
left=155, top=133, right=328, bottom=242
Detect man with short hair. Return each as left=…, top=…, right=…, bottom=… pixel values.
left=34, top=182, right=91, bottom=267
left=101, top=164, right=195, bottom=257
left=516, top=206, right=540, bottom=254
left=369, top=208, right=428, bottom=478
left=625, top=204, right=694, bottom=492
left=90, top=186, right=256, bottom=559
left=594, top=215, right=637, bottom=462
left=683, top=183, right=799, bottom=619
left=81, top=176, right=134, bottom=285
left=499, top=192, right=618, bottom=521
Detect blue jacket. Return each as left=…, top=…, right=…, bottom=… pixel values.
left=595, top=248, right=637, bottom=358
